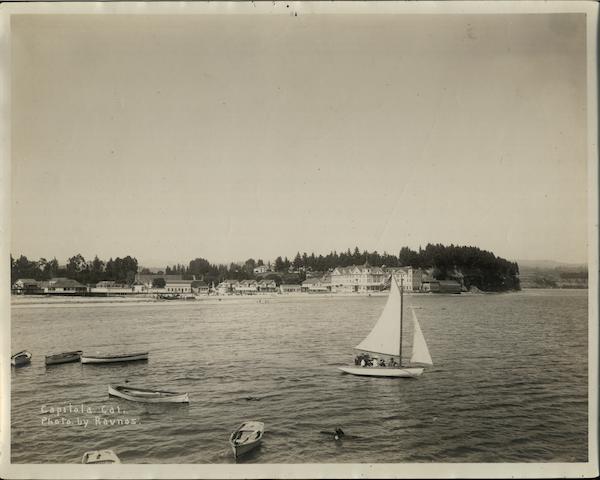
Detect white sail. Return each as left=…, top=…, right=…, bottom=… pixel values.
left=410, top=308, right=433, bottom=366
left=355, top=278, right=402, bottom=356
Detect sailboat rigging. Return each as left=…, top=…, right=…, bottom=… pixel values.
left=338, top=277, right=433, bottom=378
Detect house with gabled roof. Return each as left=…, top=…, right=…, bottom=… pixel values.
left=301, top=276, right=330, bottom=293
left=385, top=266, right=425, bottom=292
left=216, top=280, right=239, bottom=295
left=330, top=262, right=386, bottom=293
left=44, top=277, right=88, bottom=295
left=257, top=279, right=277, bottom=293
left=12, top=278, right=43, bottom=295
left=235, top=280, right=258, bottom=295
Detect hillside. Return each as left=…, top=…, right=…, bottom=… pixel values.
left=519, top=263, right=588, bottom=289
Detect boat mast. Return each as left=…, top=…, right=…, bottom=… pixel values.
left=399, top=276, right=403, bottom=367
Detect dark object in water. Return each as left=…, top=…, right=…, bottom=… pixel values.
left=45, top=350, right=82, bottom=365
left=245, top=396, right=262, bottom=401
left=320, top=427, right=346, bottom=441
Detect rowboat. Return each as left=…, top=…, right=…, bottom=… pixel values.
left=11, top=351, right=32, bottom=367
left=229, top=421, right=264, bottom=459
left=108, top=384, right=190, bottom=403
left=80, top=352, right=148, bottom=364
left=82, top=449, right=121, bottom=464
left=45, top=350, right=83, bottom=365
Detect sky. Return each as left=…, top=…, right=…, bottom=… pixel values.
left=10, top=13, right=589, bottom=267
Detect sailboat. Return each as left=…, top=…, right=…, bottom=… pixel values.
left=338, top=277, right=433, bottom=378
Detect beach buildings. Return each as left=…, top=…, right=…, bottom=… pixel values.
left=135, top=273, right=187, bottom=290
left=330, top=263, right=386, bottom=293
left=192, top=281, right=210, bottom=295
left=301, top=277, right=330, bottom=293
left=386, top=267, right=424, bottom=292
left=11, top=278, right=43, bottom=295
left=89, top=281, right=134, bottom=295
left=280, top=284, right=302, bottom=294
left=235, top=280, right=258, bottom=295
left=257, top=279, right=277, bottom=293
left=44, top=277, right=87, bottom=295
left=216, top=280, right=239, bottom=295
left=164, top=279, right=193, bottom=294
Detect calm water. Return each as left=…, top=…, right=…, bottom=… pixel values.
left=11, top=289, right=588, bottom=463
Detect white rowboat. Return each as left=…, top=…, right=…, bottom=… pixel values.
left=81, top=352, right=148, bottom=364
left=82, top=449, right=121, bottom=464
left=229, top=421, right=264, bottom=459
left=108, top=384, right=190, bottom=403
left=11, top=351, right=32, bottom=367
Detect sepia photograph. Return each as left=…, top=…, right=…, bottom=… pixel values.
left=1, top=1, right=598, bottom=479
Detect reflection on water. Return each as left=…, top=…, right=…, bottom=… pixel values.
left=11, top=290, right=588, bottom=463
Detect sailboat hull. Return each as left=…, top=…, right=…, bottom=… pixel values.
left=338, top=366, right=424, bottom=378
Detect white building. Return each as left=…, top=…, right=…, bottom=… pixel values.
left=301, top=277, right=330, bottom=293
left=235, top=280, right=258, bottom=295
left=387, top=267, right=424, bottom=292
left=164, top=279, right=193, bottom=294
left=330, top=263, right=386, bottom=293
left=216, top=280, right=239, bottom=295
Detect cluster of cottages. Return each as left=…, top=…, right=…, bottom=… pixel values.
left=11, top=264, right=462, bottom=297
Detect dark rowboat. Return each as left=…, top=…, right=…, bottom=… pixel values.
left=11, top=351, right=32, bottom=367
left=45, top=350, right=83, bottom=365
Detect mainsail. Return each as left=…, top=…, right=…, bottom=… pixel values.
left=410, top=308, right=433, bottom=366
left=354, top=278, right=402, bottom=356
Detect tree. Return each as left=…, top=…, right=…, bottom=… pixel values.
left=189, top=258, right=212, bottom=278
left=243, top=258, right=257, bottom=276
left=152, top=278, right=166, bottom=288
left=274, top=256, right=284, bottom=271
left=89, top=256, right=105, bottom=284
left=292, top=252, right=303, bottom=270
left=66, top=254, right=88, bottom=283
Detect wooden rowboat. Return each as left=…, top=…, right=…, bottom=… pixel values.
left=229, top=421, right=264, bottom=459
left=11, top=351, right=32, bottom=367
left=82, top=449, right=121, bottom=464
left=108, top=384, right=189, bottom=403
left=80, top=352, right=148, bottom=364
left=45, top=350, right=83, bottom=365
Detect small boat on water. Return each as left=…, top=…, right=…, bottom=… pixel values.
left=229, top=421, right=264, bottom=459
left=11, top=351, right=32, bottom=367
left=45, top=350, right=82, bottom=365
left=108, top=384, right=190, bottom=403
left=80, top=352, right=148, bottom=364
left=338, top=277, right=433, bottom=378
left=82, top=449, right=121, bottom=464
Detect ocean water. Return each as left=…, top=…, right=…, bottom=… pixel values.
left=11, top=289, right=588, bottom=463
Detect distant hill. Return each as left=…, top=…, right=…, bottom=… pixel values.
left=517, top=259, right=587, bottom=270
left=518, top=261, right=588, bottom=289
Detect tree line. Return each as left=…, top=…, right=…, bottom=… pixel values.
left=10, top=254, right=138, bottom=285
left=11, top=243, right=520, bottom=291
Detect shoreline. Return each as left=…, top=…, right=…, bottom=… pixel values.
left=8, top=288, right=565, bottom=309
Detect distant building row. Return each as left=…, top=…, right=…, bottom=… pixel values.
left=12, top=265, right=462, bottom=296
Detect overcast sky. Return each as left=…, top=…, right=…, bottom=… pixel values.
left=11, top=13, right=588, bottom=267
